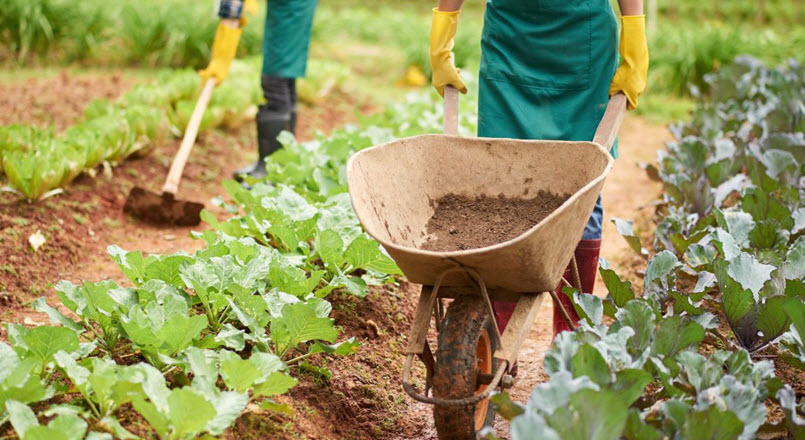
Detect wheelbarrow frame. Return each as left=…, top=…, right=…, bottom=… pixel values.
left=347, top=86, right=627, bottom=430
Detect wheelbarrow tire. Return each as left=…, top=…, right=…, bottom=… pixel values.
left=433, top=295, right=497, bottom=440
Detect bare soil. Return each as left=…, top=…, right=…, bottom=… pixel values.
left=0, top=70, right=673, bottom=440
left=0, top=71, right=135, bottom=131
left=422, top=191, right=570, bottom=251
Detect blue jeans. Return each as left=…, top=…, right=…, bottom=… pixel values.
left=583, top=195, right=603, bottom=240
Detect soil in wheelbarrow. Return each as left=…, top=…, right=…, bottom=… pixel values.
left=422, top=191, right=571, bottom=251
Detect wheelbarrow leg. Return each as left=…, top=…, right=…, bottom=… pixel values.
left=493, top=292, right=547, bottom=366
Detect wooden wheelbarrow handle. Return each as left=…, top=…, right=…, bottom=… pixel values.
left=163, top=78, right=217, bottom=195
left=443, top=85, right=459, bottom=136
left=593, top=92, right=628, bottom=151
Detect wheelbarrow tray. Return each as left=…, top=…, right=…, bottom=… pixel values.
left=347, top=134, right=613, bottom=293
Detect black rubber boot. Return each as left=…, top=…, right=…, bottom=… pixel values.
left=233, top=108, right=291, bottom=183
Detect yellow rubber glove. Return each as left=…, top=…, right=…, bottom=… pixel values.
left=429, top=8, right=467, bottom=97
left=239, top=0, right=258, bottom=26
left=609, top=15, right=649, bottom=110
left=199, top=21, right=243, bottom=86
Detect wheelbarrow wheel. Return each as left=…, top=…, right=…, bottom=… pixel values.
left=433, top=295, right=497, bottom=439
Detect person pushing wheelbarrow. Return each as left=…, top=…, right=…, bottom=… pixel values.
left=200, top=0, right=319, bottom=183
left=428, top=0, right=649, bottom=346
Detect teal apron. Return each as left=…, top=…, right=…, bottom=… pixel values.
left=478, top=0, right=618, bottom=239
left=262, top=0, right=319, bottom=78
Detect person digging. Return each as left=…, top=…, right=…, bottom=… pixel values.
left=428, top=0, right=649, bottom=372
left=200, top=0, right=319, bottom=183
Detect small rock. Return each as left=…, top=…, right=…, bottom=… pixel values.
left=365, top=319, right=380, bottom=337
left=163, top=234, right=176, bottom=241
left=449, top=228, right=458, bottom=235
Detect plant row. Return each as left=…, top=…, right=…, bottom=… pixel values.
left=0, top=60, right=261, bottom=201
left=496, top=57, right=805, bottom=439
left=0, top=84, right=475, bottom=439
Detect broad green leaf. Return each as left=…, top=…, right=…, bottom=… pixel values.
left=344, top=236, right=401, bottom=275
left=214, top=324, right=246, bottom=351
left=181, top=347, right=219, bottom=395
left=693, top=271, right=717, bottom=294
left=721, top=211, right=755, bottom=247
left=6, top=400, right=39, bottom=438
left=257, top=399, right=295, bottom=416
left=252, top=373, right=298, bottom=397
left=682, top=406, right=744, bottom=440
left=712, top=228, right=740, bottom=260
left=548, top=389, right=630, bottom=440
left=742, top=188, right=794, bottom=230
left=651, top=315, right=704, bottom=358
left=510, top=412, right=561, bottom=440
left=570, top=345, right=610, bottom=386
left=624, top=409, right=661, bottom=440
left=755, top=296, right=792, bottom=349
left=144, top=255, right=193, bottom=288
left=22, top=326, right=79, bottom=370
left=32, top=298, right=83, bottom=332
left=47, top=414, right=87, bottom=440
left=777, top=386, right=805, bottom=439
left=599, top=267, right=635, bottom=309
left=573, top=292, right=603, bottom=326
left=307, top=338, right=360, bottom=356
left=783, top=238, right=805, bottom=280
left=156, top=314, right=207, bottom=355
left=167, top=388, right=216, bottom=439
left=644, top=251, right=681, bottom=286
left=525, top=371, right=597, bottom=415
left=315, top=229, right=345, bottom=266
left=271, top=302, right=338, bottom=355
left=612, top=369, right=652, bottom=406
left=490, top=393, right=525, bottom=421
left=204, top=391, right=248, bottom=436
left=727, top=252, right=775, bottom=298
left=219, top=351, right=263, bottom=393
left=793, top=208, right=805, bottom=234
left=786, top=299, right=805, bottom=341
left=685, top=244, right=717, bottom=268
left=615, top=301, right=655, bottom=355
left=611, top=218, right=647, bottom=256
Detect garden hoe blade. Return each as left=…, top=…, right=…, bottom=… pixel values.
left=123, top=79, right=216, bottom=227
left=123, top=187, right=204, bottom=226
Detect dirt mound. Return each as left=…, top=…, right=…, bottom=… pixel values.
left=422, top=192, right=571, bottom=251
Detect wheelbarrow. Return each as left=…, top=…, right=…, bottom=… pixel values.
left=346, top=86, right=626, bottom=439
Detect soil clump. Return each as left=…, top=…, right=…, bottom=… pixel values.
left=423, top=191, right=570, bottom=251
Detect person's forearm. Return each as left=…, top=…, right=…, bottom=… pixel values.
left=617, top=0, right=643, bottom=16
left=437, top=0, right=464, bottom=12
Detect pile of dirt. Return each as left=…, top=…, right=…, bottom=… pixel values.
left=422, top=192, right=571, bottom=251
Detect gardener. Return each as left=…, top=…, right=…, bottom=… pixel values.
left=200, top=0, right=319, bottom=182
left=429, top=0, right=648, bottom=340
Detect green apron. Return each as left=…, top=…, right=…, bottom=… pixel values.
left=262, top=0, right=319, bottom=78
left=478, top=0, right=619, bottom=157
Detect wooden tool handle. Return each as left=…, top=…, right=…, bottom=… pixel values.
left=163, top=78, right=216, bottom=195
left=443, top=85, right=459, bottom=136
left=592, top=92, right=628, bottom=151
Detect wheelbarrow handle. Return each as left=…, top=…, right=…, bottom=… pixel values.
left=592, top=92, right=628, bottom=151
left=443, top=85, right=459, bottom=136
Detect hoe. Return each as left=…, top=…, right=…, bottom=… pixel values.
left=123, top=79, right=215, bottom=226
